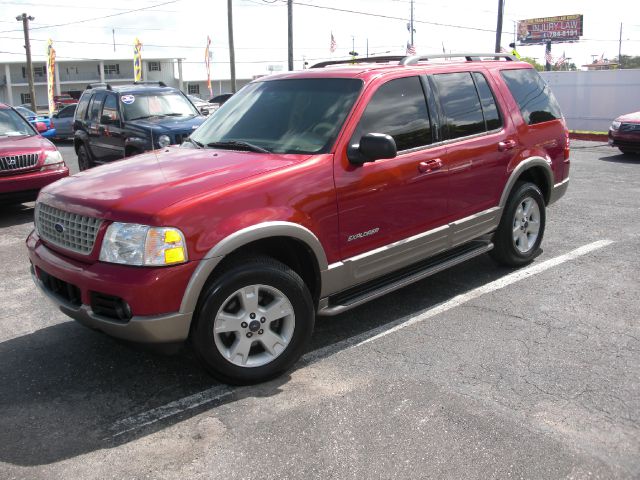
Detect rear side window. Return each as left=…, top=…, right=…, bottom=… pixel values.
left=472, top=72, right=502, bottom=131
left=352, top=76, right=432, bottom=151
left=431, top=72, right=485, bottom=140
left=500, top=68, right=562, bottom=125
left=75, top=92, right=91, bottom=121
left=87, top=92, right=105, bottom=122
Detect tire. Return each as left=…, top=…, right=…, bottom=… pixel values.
left=490, top=181, right=546, bottom=267
left=191, top=256, right=315, bottom=385
left=77, top=144, right=93, bottom=171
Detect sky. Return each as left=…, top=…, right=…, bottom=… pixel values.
left=1, top=0, right=639, bottom=81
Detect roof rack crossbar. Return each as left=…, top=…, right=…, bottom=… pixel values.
left=311, top=56, right=405, bottom=69
left=86, top=82, right=112, bottom=90
left=400, top=53, right=516, bottom=65
left=133, top=81, right=167, bottom=87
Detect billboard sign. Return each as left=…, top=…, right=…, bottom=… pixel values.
left=517, top=14, right=583, bottom=45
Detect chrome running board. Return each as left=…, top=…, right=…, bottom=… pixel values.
left=318, top=240, right=493, bottom=316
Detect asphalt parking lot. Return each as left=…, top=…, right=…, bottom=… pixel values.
left=1, top=141, right=638, bottom=479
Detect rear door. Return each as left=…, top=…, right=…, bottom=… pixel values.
left=429, top=70, right=516, bottom=225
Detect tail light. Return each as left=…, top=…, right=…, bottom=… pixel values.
left=563, top=128, right=570, bottom=161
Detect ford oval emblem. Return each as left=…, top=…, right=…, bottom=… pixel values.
left=54, top=223, right=64, bottom=233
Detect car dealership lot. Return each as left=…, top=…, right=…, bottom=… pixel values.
left=0, top=141, right=638, bottom=478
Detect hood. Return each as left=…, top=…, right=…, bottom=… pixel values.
left=0, top=134, right=54, bottom=154
left=39, top=146, right=306, bottom=222
left=617, top=111, right=640, bottom=123
left=127, top=115, right=205, bottom=134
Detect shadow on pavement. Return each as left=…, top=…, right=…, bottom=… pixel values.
left=599, top=152, right=640, bottom=164
left=0, top=203, right=35, bottom=228
left=0, top=254, right=514, bottom=466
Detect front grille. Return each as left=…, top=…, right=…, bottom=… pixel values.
left=0, top=153, right=39, bottom=172
left=36, top=203, right=102, bottom=254
left=620, top=123, right=640, bottom=133
left=38, top=268, right=81, bottom=306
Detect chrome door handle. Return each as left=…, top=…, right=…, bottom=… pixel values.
left=498, top=139, right=517, bottom=151
left=418, top=158, right=443, bottom=174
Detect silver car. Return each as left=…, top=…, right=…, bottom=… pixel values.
left=51, top=104, right=77, bottom=140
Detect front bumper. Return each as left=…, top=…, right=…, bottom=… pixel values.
left=41, top=128, right=57, bottom=139
left=0, top=165, right=68, bottom=201
left=608, top=129, right=640, bottom=151
left=27, top=230, right=197, bottom=343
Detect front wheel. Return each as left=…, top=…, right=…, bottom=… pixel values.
left=191, top=256, right=314, bottom=385
left=77, top=144, right=93, bottom=171
left=491, top=181, right=546, bottom=267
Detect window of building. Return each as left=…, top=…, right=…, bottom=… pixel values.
left=104, top=64, right=120, bottom=75
left=148, top=61, right=161, bottom=72
left=20, top=93, right=32, bottom=105
left=351, top=76, right=432, bottom=152
left=431, top=72, right=485, bottom=140
left=22, top=66, right=46, bottom=78
left=188, top=84, right=200, bottom=95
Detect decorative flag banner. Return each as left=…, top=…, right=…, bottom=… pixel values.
left=330, top=32, right=336, bottom=53
left=205, top=36, right=212, bottom=98
left=133, top=38, right=143, bottom=82
left=46, top=39, right=56, bottom=116
left=555, top=52, right=566, bottom=67
left=406, top=42, right=416, bottom=55
left=544, top=49, right=554, bottom=65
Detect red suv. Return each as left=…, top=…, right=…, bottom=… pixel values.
left=27, top=54, right=569, bottom=384
left=1, top=103, right=69, bottom=204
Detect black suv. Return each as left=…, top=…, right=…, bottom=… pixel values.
left=73, top=82, right=205, bottom=170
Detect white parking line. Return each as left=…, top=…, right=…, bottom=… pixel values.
left=108, top=239, right=613, bottom=438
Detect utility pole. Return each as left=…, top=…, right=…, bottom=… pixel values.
left=287, top=0, right=293, bottom=71
left=227, top=0, right=236, bottom=93
left=112, top=29, right=116, bottom=52
left=494, top=0, right=504, bottom=53
left=16, top=13, right=36, bottom=111
left=410, top=0, right=414, bottom=46
left=618, top=22, right=623, bottom=66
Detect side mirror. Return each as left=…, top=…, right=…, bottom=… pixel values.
left=100, top=114, right=119, bottom=126
left=347, top=133, right=397, bottom=165
left=35, top=121, right=48, bottom=133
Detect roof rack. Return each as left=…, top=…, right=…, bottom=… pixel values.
left=401, top=53, right=516, bottom=65
left=311, top=53, right=516, bottom=69
left=133, top=81, right=167, bottom=87
left=311, top=56, right=404, bottom=69
left=86, top=82, right=112, bottom=90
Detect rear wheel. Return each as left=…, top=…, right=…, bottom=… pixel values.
left=191, top=256, right=314, bottom=385
left=77, top=144, right=93, bottom=171
left=491, top=181, right=546, bottom=267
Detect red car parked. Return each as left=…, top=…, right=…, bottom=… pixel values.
left=27, top=54, right=569, bottom=384
left=609, top=112, right=640, bottom=154
left=0, top=103, right=68, bottom=204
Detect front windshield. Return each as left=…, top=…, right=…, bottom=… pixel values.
left=0, top=109, right=35, bottom=137
left=16, top=106, right=36, bottom=117
left=190, top=78, right=363, bottom=154
left=122, top=92, right=199, bottom=121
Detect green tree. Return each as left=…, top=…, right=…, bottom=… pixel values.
left=616, top=55, right=640, bottom=69
left=521, top=56, right=544, bottom=71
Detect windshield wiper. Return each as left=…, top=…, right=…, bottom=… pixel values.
left=129, top=114, right=162, bottom=121
left=206, top=141, right=269, bottom=153
left=183, top=137, right=203, bottom=149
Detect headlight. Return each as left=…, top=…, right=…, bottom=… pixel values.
left=610, top=120, right=621, bottom=131
left=43, top=150, right=63, bottom=165
left=157, top=135, right=171, bottom=148
left=99, top=223, right=188, bottom=266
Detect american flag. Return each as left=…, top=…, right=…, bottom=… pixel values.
left=555, top=52, right=566, bottom=67
left=406, top=42, right=416, bottom=55
left=330, top=33, right=336, bottom=53
left=545, top=50, right=554, bottom=65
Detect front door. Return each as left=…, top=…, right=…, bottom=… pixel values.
left=334, top=75, right=450, bottom=282
left=95, top=93, right=125, bottom=162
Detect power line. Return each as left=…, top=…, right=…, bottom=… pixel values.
left=0, top=0, right=181, bottom=34
left=0, top=1, right=179, bottom=11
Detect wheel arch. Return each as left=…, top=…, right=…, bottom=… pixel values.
left=179, top=222, right=328, bottom=315
left=499, top=157, right=553, bottom=208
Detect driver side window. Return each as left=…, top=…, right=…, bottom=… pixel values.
left=101, top=94, right=120, bottom=123
left=351, top=76, right=432, bottom=152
